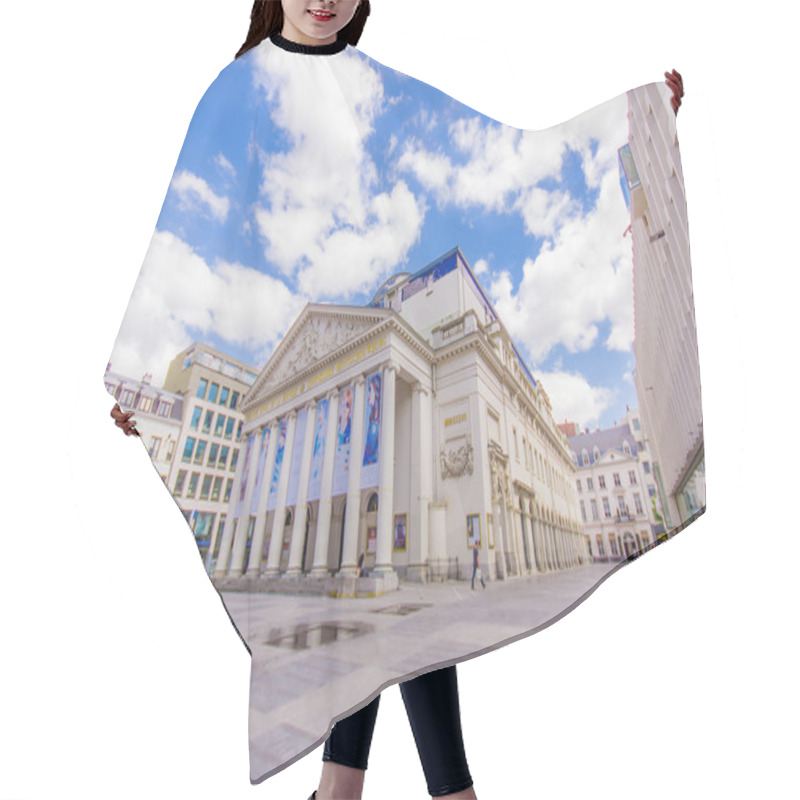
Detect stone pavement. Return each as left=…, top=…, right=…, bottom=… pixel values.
left=222, top=562, right=618, bottom=783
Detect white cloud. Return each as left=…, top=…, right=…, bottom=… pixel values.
left=108, top=230, right=304, bottom=384
left=534, top=369, right=615, bottom=429
left=249, top=47, right=426, bottom=299
left=473, top=257, right=489, bottom=276
left=215, top=152, right=236, bottom=178
left=170, top=169, right=230, bottom=222
left=489, top=165, right=633, bottom=363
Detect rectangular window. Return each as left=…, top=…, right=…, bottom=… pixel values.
left=230, top=391, right=239, bottom=410
left=208, top=383, right=219, bottom=404
left=618, top=496, right=627, bottom=515
left=513, top=428, right=519, bottom=459
left=598, top=475, right=606, bottom=489
left=148, top=437, right=161, bottom=459
left=203, top=410, right=213, bottom=434
left=586, top=477, right=594, bottom=491
left=166, top=441, right=174, bottom=461
left=219, top=386, right=229, bottom=406
left=602, top=497, right=611, bottom=518
left=182, top=437, right=196, bottom=463
left=629, top=470, right=637, bottom=485
left=218, top=446, right=229, bottom=470
left=613, top=472, right=621, bottom=488
left=648, top=485, right=657, bottom=498
left=591, top=499, right=599, bottom=520
left=207, top=443, right=219, bottom=468
left=174, top=470, right=187, bottom=497
left=194, top=440, right=207, bottom=465
left=236, top=421, right=243, bottom=440
left=158, top=401, right=172, bottom=418
left=609, top=534, right=619, bottom=557
left=121, top=389, right=135, bottom=406
left=224, top=478, right=233, bottom=503
left=580, top=500, right=587, bottom=522
left=643, top=461, right=651, bottom=474
left=225, top=418, right=235, bottom=439
left=634, top=493, right=644, bottom=515
left=214, top=414, right=226, bottom=437
left=190, top=407, right=202, bottom=430
left=138, top=396, right=153, bottom=413
left=596, top=535, right=605, bottom=558
left=230, top=449, right=239, bottom=472
left=211, top=476, right=223, bottom=502
left=187, top=472, right=200, bottom=499
left=196, top=378, right=208, bottom=400
left=200, top=475, right=213, bottom=500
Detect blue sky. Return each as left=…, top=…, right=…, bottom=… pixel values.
left=110, top=38, right=640, bottom=430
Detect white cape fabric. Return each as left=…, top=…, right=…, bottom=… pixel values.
left=104, top=32, right=704, bottom=784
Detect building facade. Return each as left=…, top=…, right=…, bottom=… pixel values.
left=568, top=408, right=665, bottom=562
left=619, top=84, right=705, bottom=530
left=160, top=343, right=260, bottom=571
left=104, top=369, right=183, bottom=482
left=214, top=247, right=587, bottom=596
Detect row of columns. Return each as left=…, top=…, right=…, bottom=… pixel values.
left=213, top=363, right=400, bottom=580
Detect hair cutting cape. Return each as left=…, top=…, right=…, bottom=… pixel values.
left=104, top=32, right=704, bottom=785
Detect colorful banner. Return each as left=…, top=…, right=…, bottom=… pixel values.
left=306, top=397, right=329, bottom=502
left=332, top=385, right=353, bottom=497
left=360, top=370, right=382, bottom=489
left=266, top=418, right=287, bottom=511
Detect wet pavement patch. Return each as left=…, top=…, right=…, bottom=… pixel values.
left=265, top=621, right=373, bottom=650
left=371, top=603, right=433, bottom=616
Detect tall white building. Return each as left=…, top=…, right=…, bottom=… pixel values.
left=619, top=84, right=704, bottom=530
left=214, top=247, right=587, bottom=597
left=568, top=408, right=665, bottom=562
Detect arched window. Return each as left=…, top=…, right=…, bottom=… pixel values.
left=593, top=446, right=601, bottom=463
left=581, top=449, right=590, bottom=467
left=623, top=440, right=631, bottom=455
left=367, top=492, right=379, bottom=513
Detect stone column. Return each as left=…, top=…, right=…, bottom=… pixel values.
left=311, top=389, right=339, bottom=576
left=407, top=382, right=431, bottom=582
left=246, top=420, right=279, bottom=576
left=286, top=401, right=318, bottom=577
left=213, top=436, right=250, bottom=578
left=339, top=375, right=366, bottom=576
left=230, top=434, right=259, bottom=577
left=264, top=411, right=297, bottom=576
left=374, top=364, right=397, bottom=575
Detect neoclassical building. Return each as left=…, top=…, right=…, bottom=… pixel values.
left=213, top=247, right=586, bottom=596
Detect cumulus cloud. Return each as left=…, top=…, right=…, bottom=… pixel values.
left=215, top=152, right=236, bottom=178
left=250, top=47, right=426, bottom=299
left=170, top=170, right=230, bottom=222
left=534, top=369, right=615, bottom=429
left=109, top=230, right=305, bottom=384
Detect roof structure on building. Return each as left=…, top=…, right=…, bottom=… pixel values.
left=568, top=422, right=638, bottom=466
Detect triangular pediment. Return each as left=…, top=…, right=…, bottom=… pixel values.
left=244, top=304, right=391, bottom=409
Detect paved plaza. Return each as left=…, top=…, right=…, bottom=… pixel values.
left=223, top=562, right=617, bottom=782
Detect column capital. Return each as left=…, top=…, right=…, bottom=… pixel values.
left=326, top=387, right=339, bottom=401
left=382, top=362, right=397, bottom=377
left=353, top=374, right=366, bottom=387
left=287, top=409, right=297, bottom=421
left=304, top=399, right=317, bottom=413
left=412, top=381, right=429, bottom=396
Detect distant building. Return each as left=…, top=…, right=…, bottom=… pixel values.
left=160, top=343, right=260, bottom=571
left=568, top=408, right=665, bottom=562
left=214, top=247, right=587, bottom=596
left=104, top=369, right=183, bottom=481
left=619, top=85, right=705, bottom=530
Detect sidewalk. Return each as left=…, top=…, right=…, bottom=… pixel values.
left=224, top=562, right=617, bottom=783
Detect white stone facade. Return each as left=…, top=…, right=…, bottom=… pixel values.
left=568, top=408, right=665, bottom=563
left=621, top=84, right=705, bottom=529
left=213, top=247, right=587, bottom=594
